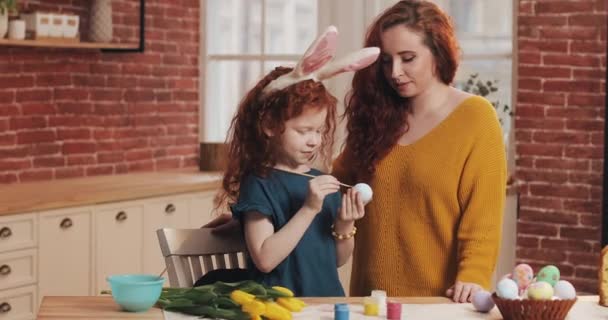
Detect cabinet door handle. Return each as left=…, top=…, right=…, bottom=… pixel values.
left=0, top=302, right=11, bottom=313
left=60, top=218, right=73, bottom=229
left=0, top=265, right=11, bottom=276
left=0, top=227, right=11, bottom=239
left=115, top=211, right=127, bottom=222
left=165, top=204, right=176, bottom=214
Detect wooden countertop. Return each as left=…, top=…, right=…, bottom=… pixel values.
left=0, top=168, right=518, bottom=217
left=37, top=295, right=453, bottom=319
left=0, top=169, right=222, bottom=216
left=36, top=295, right=603, bottom=320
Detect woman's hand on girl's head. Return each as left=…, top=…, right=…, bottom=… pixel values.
left=446, top=281, right=482, bottom=303
left=337, top=188, right=365, bottom=223
left=303, top=175, right=341, bottom=213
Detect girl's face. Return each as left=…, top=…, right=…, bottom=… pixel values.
left=380, top=24, right=438, bottom=98
left=276, top=106, right=327, bottom=169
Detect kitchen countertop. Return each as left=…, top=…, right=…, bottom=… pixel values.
left=0, top=169, right=222, bottom=216
left=0, top=168, right=518, bottom=216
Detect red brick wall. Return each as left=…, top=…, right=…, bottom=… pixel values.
left=516, top=0, right=606, bottom=293
left=0, top=1, right=200, bottom=184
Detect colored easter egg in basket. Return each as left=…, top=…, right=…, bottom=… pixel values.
left=472, top=290, right=495, bottom=313
left=353, top=183, right=373, bottom=205
left=537, top=265, right=560, bottom=286
left=496, top=278, right=519, bottom=300
left=527, top=281, right=554, bottom=300
left=511, top=263, right=534, bottom=290
left=554, top=280, right=576, bottom=300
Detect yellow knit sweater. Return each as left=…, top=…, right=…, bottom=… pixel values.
left=332, top=96, right=507, bottom=296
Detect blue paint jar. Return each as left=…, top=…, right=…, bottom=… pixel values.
left=334, top=303, right=349, bottom=320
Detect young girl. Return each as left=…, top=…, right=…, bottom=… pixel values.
left=219, top=26, right=379, bottom=297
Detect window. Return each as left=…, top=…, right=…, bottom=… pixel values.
left=200, top=0, right=514, bottom=143
left=437, top=0, right=514, bottom=137
left=202, top=0, right=318, bottom=143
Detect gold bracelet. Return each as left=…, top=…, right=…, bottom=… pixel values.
left=331, top=224, right=357, bottom=240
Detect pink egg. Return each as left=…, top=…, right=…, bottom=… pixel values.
left=512, top=264, right=534, bottom=292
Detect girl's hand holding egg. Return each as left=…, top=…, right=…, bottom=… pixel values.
left=333, top=187, right=366, bottom=240
left=336, top=188, right=366, bottom=224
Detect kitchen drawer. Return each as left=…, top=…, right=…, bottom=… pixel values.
left=94, top=204, right=143, bottom=293
left=0, top=285, right=36, bottom=320
left=0, top=249, right=36, bottom=291
left=39, top=208, right=92, bottom=301
left=0, top=214, right=37, bottom=252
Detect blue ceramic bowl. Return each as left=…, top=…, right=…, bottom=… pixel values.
left=107, top=274, right=165, bottom=312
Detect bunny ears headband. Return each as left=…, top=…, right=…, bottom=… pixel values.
left=262, top=26, right=380, bottom=95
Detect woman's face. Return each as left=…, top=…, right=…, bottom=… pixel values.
left=380, top=24, right=438, bottom=98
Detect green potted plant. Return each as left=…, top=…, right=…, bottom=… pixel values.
left=0, top=0, right=17, bottom=38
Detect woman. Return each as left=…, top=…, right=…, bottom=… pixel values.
left=331, top=0, right=506, bottom=302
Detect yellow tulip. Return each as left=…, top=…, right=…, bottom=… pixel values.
left=242, top=299, right=266, bottom=316
left=262, top=301, right=292, bottom=320
left=277, top=297, right=305, bottom=312
left=230, top=290, right=255, bottom=305
left=271, top=286, right=294, bottom=297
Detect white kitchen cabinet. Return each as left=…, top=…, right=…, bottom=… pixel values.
left=0, top=214, right=38, bottom=319
left=38, top=207, right=92, bottom=303
left=0, top=285, right=36, bottom=320
left=0, top=249, right=37, bottom=292
left=0, top=214, right=37, bottom=253
left=142, top=196, right=190, bottom=275
left=0, top=170, right=221, bottom=318
left=189, top=191, right=217, bottom=228
left=94, top=204, right=144, bottom=293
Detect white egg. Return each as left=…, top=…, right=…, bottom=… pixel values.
left=472, top=290, right=495, bottom=313
left=353, top=183, right=373, bottom=205
left=496, top=278, right=519, bottom=300
left=554, top=280, right=576, bottom=300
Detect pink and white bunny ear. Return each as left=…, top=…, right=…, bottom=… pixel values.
left=262, top=26, right=379, bottom=95
left=263, top=26, right=338, bottom=94
left=315, top=47, right=380, bottom=81
left=295, top=25, right=338, bottom=76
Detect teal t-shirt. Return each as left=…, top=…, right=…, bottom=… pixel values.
left=231, top=168, right=345, bottom=297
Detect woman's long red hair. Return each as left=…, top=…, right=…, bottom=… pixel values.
left=220, top=67, right=338, bottom=206
left=343, top=0, right=459, bottom=182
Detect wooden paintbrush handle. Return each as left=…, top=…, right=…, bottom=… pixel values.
left=290, top=171, right=353, bottom=188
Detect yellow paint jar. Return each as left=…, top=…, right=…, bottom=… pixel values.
left=363, top=296, right=379, bottom=316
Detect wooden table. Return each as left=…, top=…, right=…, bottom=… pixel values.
left=37, top=295, right=604, bottom=319
left=36, top=296, right=452, bottom=319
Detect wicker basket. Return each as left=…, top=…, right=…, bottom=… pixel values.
left=491, top=293, right=577, bottom=320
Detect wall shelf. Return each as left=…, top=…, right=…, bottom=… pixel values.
left=0, top=38, right=139, bottom=50
left=0, top=0, right=145, bottom=53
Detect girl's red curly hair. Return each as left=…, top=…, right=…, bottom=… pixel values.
left=343, top=0, right=459, bottom=182
left=220, top=66, right=338, bottom=205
